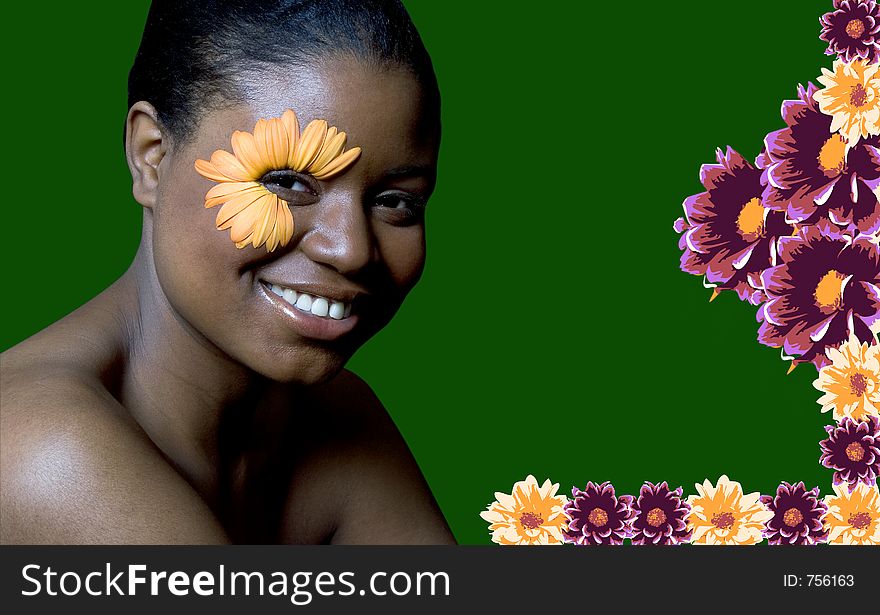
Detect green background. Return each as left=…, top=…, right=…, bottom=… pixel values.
left=0, top=1, right=841, bottom=543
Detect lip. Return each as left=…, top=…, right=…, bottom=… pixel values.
left=258, top=280, right=360, bottom=341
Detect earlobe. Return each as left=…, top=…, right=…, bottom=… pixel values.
left=125, top=101, right=166, bottom=209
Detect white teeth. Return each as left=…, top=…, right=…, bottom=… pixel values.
left=268, top=283, right=353, bottom=319
left=311, top=297, right=329, bottom=317
left=329, top=301, right=345, bottom=320
left=294, top=293, right=313, bottom=312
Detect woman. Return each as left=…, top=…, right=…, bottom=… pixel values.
left=0, top=0, right=455, bottom=544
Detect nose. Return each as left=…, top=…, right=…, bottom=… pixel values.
left=298, top=191, right=374, bottom=276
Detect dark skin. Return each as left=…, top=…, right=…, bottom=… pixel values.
left=0, top=58, right=455, bottom=544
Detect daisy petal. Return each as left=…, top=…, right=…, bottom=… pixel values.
left=215, top=188, right=268, bottom=230
left=229, top=193, right=271, bottom=243
left=194, top=159, right=231, bottom=183
left=282, top=109, right=301, bottom=166
left=312, top=146, right=362, bottom=180
left=205, top=181, right=262, bottom=208
left=252, top=194, right=279, bottom=248
left=307, top=127, right=346, bottom=174
left=231, top=130, right=268, bottom=178
left=277, top=202, right=294, bottom=247
left=209, top=150, right=253, bottom=181
left=292, top=119, right=328, bottom=170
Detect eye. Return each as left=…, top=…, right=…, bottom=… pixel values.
left=373, top=192, right=427, bottom=225
left=380, top=196, right=412, bottom=209
left=260, top=170, right=319, bottom=205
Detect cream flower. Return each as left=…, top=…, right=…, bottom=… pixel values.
left=813, top=58, right=880, bottom=146
left=480, top=475, right=569, bottom=545
left=814, top=334, right=880, bottom=422
left=686, top=475, right=773, bottom=545
left=823, top=482, right=880, bottom=545
left=194, top=109, right=361, bottom=252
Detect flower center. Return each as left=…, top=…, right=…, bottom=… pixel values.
left=814, top=269, right=846, bottom=311
left=519, top=511, right=543, bottom=530
left=588, top=507, right=609, bottom=527
left=711, top=511, right=736, bottom=530
left=847, top=511, right=871, bottom=530
left=783, top=507, right=804, bottom=527
left=850, top=83, right=869, bottom=108
left=850, top=372, right=868, bottom=397
left=817, top=134, right=848, bottom=178
left=646, top=507, right=667, bottom=527
left=846, top=18, right=866, bottom=39
left=846, top=441, right=866, bottom=462
left=735, top=197, right=766, bottom=239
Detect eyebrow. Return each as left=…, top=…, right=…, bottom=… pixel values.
left=383, top=165, right=436, bottom=179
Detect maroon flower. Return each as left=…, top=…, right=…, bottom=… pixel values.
left=820, top=0, right=880, bottom=65
left=630, top=481, right=692, bottom=545
left=675, top=147, right=793, bottom=305
left=757, top=82, right=880, bottom=237
left=562, top=482, right=634, bottom=545
left=820, top=416, right=880, bottom=490
left=757, top=226, right=880, bottom=368
left=760, top=481, right=829, bottom=545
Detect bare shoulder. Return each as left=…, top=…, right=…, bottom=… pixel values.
left=0, top=361, right=228, bottom=545
left=281, top=369, right=455, bottom=544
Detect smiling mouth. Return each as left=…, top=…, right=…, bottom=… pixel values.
left=267, top=283, right=353, bottom=320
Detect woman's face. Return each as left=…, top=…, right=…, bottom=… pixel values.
left=147, top=58, right=439, bottom=383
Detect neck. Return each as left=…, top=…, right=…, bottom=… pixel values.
left=116, top=236, right=268, bottom=503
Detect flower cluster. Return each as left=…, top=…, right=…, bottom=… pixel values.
left=675, top=3, right=880, bottom=371
left=480, top=1, right=880, bottom=551
left=480, top=475, right=880, bottom=545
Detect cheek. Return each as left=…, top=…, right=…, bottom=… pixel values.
left=375, top=225, right=426, bottom=292
left=151, top=173, right=254, bottom=328
left=155, top=175, right=230, bottom=269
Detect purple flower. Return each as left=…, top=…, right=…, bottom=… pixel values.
left=562, top=482, right=634, bottom=545
left=630, top=481, right=692, bottom=545
left=757, top=226, right=880, bottom=369
left=760, top=482, right=829, bottom=545
left=675, top=147, right=793, bottom=305
left=757, top=82, right=880, bottom=237
left=820, top=416, right=880, bottom=490
left=820, top=0, right=880, bottom=65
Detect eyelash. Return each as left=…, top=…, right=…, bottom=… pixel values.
left=261, top=170, right=427, bottom=223
left=374, top=192, right=427, bottom=220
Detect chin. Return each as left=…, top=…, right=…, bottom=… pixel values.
left=248, top=343, right=351, bottom=385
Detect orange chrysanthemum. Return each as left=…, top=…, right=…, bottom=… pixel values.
left=194, top=109, right=361, bottom=252
left=823, top=482, right=880, bottom=545
left=813, top=334, right=880, bottom=422
left=686, top=475, right=773, bottom=545
left=479, top=475, right=569, bottom=545
left=813, top=58, right=880, bottom=146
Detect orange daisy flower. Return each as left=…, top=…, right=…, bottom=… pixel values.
left=479, top=475, right=569, bottom=545
left=813, top=58, right=880, bottom=146
left=813, top=334, right=880, bottom=422
left=686, top=475, right=773, bottom=545
left=823, top=482, right=880, bottom=545
left=194, top=109, right=361, bottom=252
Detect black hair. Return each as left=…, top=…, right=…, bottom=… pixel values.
left=128, top=0, right=438, bottom=144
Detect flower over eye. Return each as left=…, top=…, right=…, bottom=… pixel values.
left=194, top=109, right=362, bottom=252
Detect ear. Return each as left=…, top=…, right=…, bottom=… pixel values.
left=125, top=101, right=167, bottom=209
